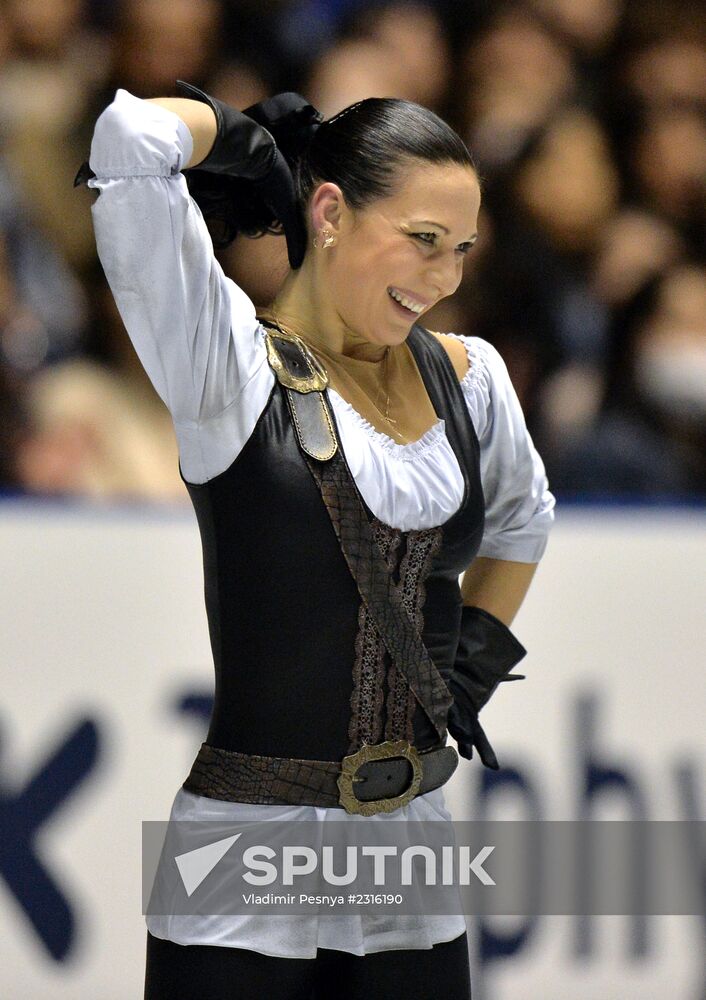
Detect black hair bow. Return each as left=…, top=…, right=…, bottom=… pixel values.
left=241, top=92, right=324, bottom=163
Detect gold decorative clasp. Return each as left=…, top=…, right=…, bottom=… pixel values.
left=337, top=740, right=423, bottom=816
left=264, top=326, right=329, bottom=393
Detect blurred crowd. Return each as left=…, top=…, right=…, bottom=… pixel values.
left=0, top=0, right=704, bottom=504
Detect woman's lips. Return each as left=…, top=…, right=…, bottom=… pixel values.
left=387, top=288, right=419, bottom=318
left=388, top=286, right=430, bottom=309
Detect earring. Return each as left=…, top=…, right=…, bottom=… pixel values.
left=313, top=228, right=336, bottom=249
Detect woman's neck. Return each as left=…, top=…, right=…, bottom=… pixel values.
left=262, top=266, right=388, bottom=362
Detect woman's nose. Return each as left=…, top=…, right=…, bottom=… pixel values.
left=426, top=253, right=463, bottom=299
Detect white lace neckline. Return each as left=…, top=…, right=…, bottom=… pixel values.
left=327, top=388, right=446, bottom=460
left=329, top=335, right=481, bottom=456
left=257, top=324, right=480, bottom=458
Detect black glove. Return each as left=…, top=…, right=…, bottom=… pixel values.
left=173, top=80, right=319, bottom=269
left=446, top=605, right=527, bottom=770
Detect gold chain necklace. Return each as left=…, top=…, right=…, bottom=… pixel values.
left=257, top=305, right=401, bottom=436
left=374, top=346, right=397, bottom=428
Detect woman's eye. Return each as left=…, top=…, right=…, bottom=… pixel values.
left=414, top=232, right=473, bottom=255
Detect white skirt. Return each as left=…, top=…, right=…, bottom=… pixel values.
left=146, top=783, right=468, bottom=959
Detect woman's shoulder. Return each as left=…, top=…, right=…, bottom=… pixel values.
left=425, top=329, right=500, bottom=385
left=427, top=329, right=470, bottom=382
left=423, top=329, right=522, bottom=442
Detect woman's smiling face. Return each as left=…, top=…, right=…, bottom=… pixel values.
left=310, top=160, right=481, bottom=349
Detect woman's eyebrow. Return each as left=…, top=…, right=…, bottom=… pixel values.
left=412, top=220, right=478, bottom=243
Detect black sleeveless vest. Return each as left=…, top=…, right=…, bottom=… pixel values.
left=182, top=323, right=485, bottom=762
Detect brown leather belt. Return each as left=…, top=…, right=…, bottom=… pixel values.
left=182, top=739, right=459, bottom=816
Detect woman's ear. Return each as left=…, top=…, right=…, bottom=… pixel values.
left=309, top=181, right=345, bottom=238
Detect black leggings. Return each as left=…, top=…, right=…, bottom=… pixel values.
left=144, top=929, right=472, bottom=999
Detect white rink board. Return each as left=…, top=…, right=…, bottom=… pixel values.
left=0, top=498, right=704, bottom=999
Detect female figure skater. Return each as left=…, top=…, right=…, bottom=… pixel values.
left=79, top=80, right=555, bottom=999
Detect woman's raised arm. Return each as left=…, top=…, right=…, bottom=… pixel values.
left=86, top=89, right=267, bottom=483
left=143, top=97, right=217, bottom=168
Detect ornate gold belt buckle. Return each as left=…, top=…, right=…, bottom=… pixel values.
left=337, top=739, right=423, bottom=816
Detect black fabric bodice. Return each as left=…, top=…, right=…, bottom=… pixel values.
left=181, top=324, right=485, bottom=760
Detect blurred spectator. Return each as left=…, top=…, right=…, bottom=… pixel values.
left=15, top=358, right=185, bottom=501
left=305, top=2, right=451, bottom=114
left=458, top=10, right=577, bottom=170
left=542, top=262, right=706, bottom=497
left=444, top=104, right=619, bottom=438
left=345, top=2, right=451, bottom=109
left=623, top=38, right=706, bottom=110
left=0, top=0, right=106, bottom=132
left=0, top=0, right=111, bottom=271
left=591, top=209, right=685, bottom=308
left=0, top=162, right=87, bottom=373
left=203, top=61, right=270, bottom=114
left=527, top=0, right=623, bottom=58
left=633, top=264, right=706, bottom=435
left=513, top=107, right=619, bottom=257
left=305, top=37, right=411, bottom=114
left=107, top=0, right=223, bottom=96
left=630, top=107, right=706, bottom=251
left=15, top=261, right=186, bottom=502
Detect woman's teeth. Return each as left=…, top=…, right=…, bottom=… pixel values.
left=388, top=287, right=424, bottom=314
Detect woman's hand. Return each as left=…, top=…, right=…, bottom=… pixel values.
left=446, top=605, right=527, bottom=769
